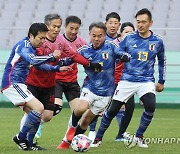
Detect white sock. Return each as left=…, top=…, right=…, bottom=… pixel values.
left=63, top=115, right=72, bottom=142
left=20, top=113, right=27, bottom=131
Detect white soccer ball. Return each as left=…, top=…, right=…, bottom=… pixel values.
left=71, top=134, right=92, bottom=152
left=123, top=132, right=137, bottom=149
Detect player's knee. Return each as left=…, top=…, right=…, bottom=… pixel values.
left=42, top=112, right=53, bottom=122
left=108, top=100, right=124, bottom=117
left=141, top=93, right=156, bottom=113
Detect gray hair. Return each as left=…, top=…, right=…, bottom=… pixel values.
left=44, top=14, right=62, bottom=26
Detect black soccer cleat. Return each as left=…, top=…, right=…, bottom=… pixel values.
left=30, top=143, right=47, bottom=150
left=12, top=135, right=30, bottom=151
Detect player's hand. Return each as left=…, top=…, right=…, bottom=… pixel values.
left=89, top=62, right=102, bottom=72
left=59, top=66, right=73, bottom=72
left=53, top=104, right=62, bottom=116
left=53, top=50, right=61, bottom=58
left=156, top=83, right=164, bottom=92
left=120, top=53, right=131, bottom=62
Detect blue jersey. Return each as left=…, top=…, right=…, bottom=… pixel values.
left=105, top=33, right=118, bottom=41
left=120, top=31, right=166, bottom=84
left=1, top=37, right=55, bottom=89
left=78, top=40, right=123, bottom=96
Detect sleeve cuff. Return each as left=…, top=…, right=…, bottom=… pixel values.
left=158, top=80, right=165, bottom=84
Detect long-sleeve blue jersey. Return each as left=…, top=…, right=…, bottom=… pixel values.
left=1, top=37, right=55, bottom=89
left=78, top=40, right=123, bottom=96
left=120, top=31, right=166, bottom=84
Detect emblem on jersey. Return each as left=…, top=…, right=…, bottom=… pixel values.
left=149, top=43, right=156, bottom=51
left=102, top=52, right=109, bottom=60
left=114, top=90, right=119, bottom=95
left=82, top=92, right=88, bottom=97
left=88, top=57, right=93, bottom=61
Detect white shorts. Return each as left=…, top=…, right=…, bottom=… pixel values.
left=80, top=88, right=111, bottom=115
left=2, top=83, right=34, bottom=106
left=113, top=81, right=156, bottom=103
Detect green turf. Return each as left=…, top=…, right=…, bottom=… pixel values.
left=0, top=108, right=180, bottom=154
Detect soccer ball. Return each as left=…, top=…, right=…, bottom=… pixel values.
left=71, top=134, right=92, bottom=152
left=123, top=132, right=137, bottom=149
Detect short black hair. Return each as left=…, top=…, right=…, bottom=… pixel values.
left=120, top=22, right=135, bottom=33
left=89, top=22, right=107, bottom=32
left=44, top=13, right=62, bottom=26
left=65, top=16, right=81, bottom=26
left=135, top=8, right=152, bottom=21
left=105, top=12, right=121, bottom=22
left=28, top=23, right=48, bottom=38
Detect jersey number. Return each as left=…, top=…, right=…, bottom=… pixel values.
left=137, top=51, right=148, bottom=61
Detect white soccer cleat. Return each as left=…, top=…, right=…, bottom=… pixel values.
left=88, top=131, right=96, bottom=141
left=123, top=132, right=137, bottom=149
left=90, top=139, right=102, bottom=148
left=136, top=137, right=148, bottom=148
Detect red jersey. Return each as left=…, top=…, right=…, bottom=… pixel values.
left=26, top=38, right=60, bottom=88
left=113, top=38, right=124, bottom=85
left=26, top=34, right=88, bottom=88
left=55, top=34, right=87, bottom=82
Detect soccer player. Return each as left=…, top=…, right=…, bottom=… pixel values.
left=23, top=14, right=71, bottom=139
left=91, top=8, right=166, bottom=148
left=58, top=22, right=130, bottom=150
left=88, top=11, right=121, bottom=141
left=1, top=23, right=61, bottom=151
left=55, top=16, right=88, bottom=149
left=20, top=14, right=100, bottom=141
left=113, top=22, right=135, bottom=142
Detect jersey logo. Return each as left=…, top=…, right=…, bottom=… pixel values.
left=114, top=90, right=119, bottom=95
left=133, top=44, right=137, bottom=48
left=102, top=52, right=109, bottom=60
left=149, top=43, right=156, bottom=51
left=88, top=57, right=92, bottom=61
left=82, top=92, right=88, bottom=97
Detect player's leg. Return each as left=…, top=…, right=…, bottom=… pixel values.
left=135, top=82, right=156, bottom=148
left=92, top=81, right=135, bottom=147
left=35, top=86, right=55, bottom=139
left=3, top=84, right=44, bottom=150
left=88, top=116, right=98, bottom=141
left=92, top=100, right=124, bottom=145
left=115, top=106, right=125, bottom=129
left=115, top=95, right=135, bottom=141
left=57, top=82, right=81, bottom=149
left=54, top=80, right=64, bottom=111
left=75, top=109, right=96, bottom=136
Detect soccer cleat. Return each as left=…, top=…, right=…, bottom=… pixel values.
left=136, top=136, right=148, bottom=148
left=57, top=140, right=70, bottom=150
left=114, top=137, right=126, bottom=142
left=123, top=132, right=137, bottom=149
left=66, top=127, right=76, bottom=142
left=35, top=124, right=43, bottom=139
left=12, top=135, right=30, bottom=151
left=90, top=138, right=102, bottom=147
left=88, top=131, right=96, bottom=141
left=30, top=143, right=47, bottom=150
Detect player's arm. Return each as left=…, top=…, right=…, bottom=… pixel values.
left=157, top=40, right=166, bottom=89
left=113, top=40, right=131, bottom=62
left=34, top=63, right=60, bottom=71
left=62, top=45, right=102, bottom=71
left=20, top=47, right=59, bottom=66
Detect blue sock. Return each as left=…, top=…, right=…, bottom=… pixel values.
left=27, top=122, right=40, bottom=146
left=136, top=111, right=154, bottom=137
left=89, top=116, right=98, bottom=131
left=96, top=112, right=113, bottom=141
left=116, top=109, right=125, bottom=126
left=18, top=110, right=41, bottom=140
